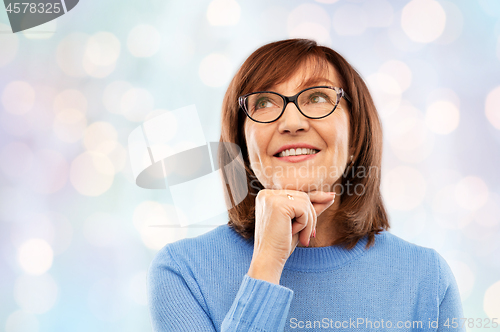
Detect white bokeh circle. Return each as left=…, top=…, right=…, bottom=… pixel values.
left=132, top=202, right=188, bottom=250
left=484, top=281, right=500, bottom=319
left=2, top=81, right=35, bottom=115
left=448, top=259, right=475, bottom=301
left=288, top=4, right=331, bottom=43
left=53, top=89, right=88, bottom=114
left=127, top=24, right=161, bottom=58
left=289, top=23, right=331, bottom=45
left=455, top=176, right=489, bottom=211
left=366, top=73, right=402, bottom=118
left=432, top=185, right=471, bottom=230
left=207, top=0, right=241, bottom=26
left=382, top=166, right=426, bottom=211
left=384, top=102, right=428, bottom=152
left=5, top=310, right=39, bottom=332
left=435, top=0, right=463, bottom=44
left=18, top=239, right=54, bottom=275
left=53, top=108, right=87, bottom=143
left=103, top=81, right=133, bottom=114
left=425, top=100, right=460, bottom=135
left=83, top=121, right=118, bottom=154
left=199, top=54, right=233, bottom=88
left=379, top=60, right=412, bottom=92
left=120, top=88, right=155, bottom=122
left=56, top=33, right=90, bottom=77
left=363, top=0, right=394, bottom=28
left=70, top=151, right=115, bottom=196
left=85, top=32, right=121, bottom=66
left=485, top=86, right=500, bottom=129
left=332, top=4, right=366, bottom=36
left=401, top=0, right=446, bottom=43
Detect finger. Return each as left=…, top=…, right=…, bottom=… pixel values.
left=298, top=212, right=311, bottom=246
left=290, top=208, right=308, bottom=236
left=286, top=191, right=309, bottom=236
left=307, top=190, right=336, bottom=203
left=285, top=191, right=316, bottom=245
left=310, top=202, right=317, bottom=239
left=304, top=202, right=316, bottom=242
left=299, top=204, right=315, bottom=246
left=287, top=192, right=314, bottom=246
left=307, top=191, right=336, bottom=217
left=290, top=233, right=299, bottom=256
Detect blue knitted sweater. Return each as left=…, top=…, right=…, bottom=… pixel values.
left=147, top=224, right=464, bottom=331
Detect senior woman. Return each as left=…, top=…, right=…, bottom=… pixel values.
left=147, top=39, right=464, bottom=331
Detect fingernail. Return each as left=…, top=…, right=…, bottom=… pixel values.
left=313, top=229, right=316, bottom=238
left=329, top=192, right=336, bottom=196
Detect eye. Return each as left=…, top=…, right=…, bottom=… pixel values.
left=255, top=97, right=277, bottom=110
left=310, top=93, right=328, bottom=104
left=256, top=99, right=271, bottom=109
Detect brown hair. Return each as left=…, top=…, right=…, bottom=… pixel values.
left=218, top=39, right=389, bottom=249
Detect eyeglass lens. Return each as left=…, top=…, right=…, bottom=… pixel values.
left=244, top=87, right=339, bottom=122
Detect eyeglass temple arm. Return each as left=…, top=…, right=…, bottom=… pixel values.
left=341, top=89, right=352, bottom=105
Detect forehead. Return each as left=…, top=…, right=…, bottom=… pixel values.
left=265, top=58, right=341, bottom=92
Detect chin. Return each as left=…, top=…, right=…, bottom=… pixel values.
left=270, top=178, right=331, bottom=192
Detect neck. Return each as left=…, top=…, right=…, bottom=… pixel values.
left=297, top=194, right=340, bottom=248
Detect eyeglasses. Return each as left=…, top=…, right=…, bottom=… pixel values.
left=239, top=86, right=352, bottom=123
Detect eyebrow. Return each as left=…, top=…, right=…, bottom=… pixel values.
left=296, top=77, right=336, bottom=90
left=260, top=77, right=338, bottom=93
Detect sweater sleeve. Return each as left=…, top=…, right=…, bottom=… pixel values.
left=221, top=274, right=294, bottom=332
left=147, top=246, right=217, bottom=331
left=434, top=250, right=466, bottom=332
left=147, top=246, right=294, bottom=332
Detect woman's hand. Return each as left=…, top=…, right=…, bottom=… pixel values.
left=247, top=189, right=336, bottom=285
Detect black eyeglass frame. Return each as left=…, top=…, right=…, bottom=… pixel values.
left=238, top=86, right=352, bottom=124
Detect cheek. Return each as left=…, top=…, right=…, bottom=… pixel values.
left=333, top=114, right=350, bottom=148
left=324, top=120, right=350, bottom=165
left=324, top=118, right=349, bottom=146
left=338, top=127, right=350, bottom=147
left=244, top=126, right=262, bottom=162
left=244, top=124, right=272, bottom=158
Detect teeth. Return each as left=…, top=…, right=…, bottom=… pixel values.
left=278, top=148, right=319, bottom=157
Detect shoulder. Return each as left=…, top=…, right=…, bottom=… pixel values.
left=432, top=249, right=460, bottom=304
left=375, top=231, right=436, bottom=256
left=375, top=231, right=458, bottom=293
left=370, top=231, right=444, bottom=274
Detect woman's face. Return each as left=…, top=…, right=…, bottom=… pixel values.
left=244, top=61, right=352, bottom=193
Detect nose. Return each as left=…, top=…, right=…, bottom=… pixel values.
left=277, top=102, right=310, bottom=134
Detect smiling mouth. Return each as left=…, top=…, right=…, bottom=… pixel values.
left=274, top=150, right=321, bottom=158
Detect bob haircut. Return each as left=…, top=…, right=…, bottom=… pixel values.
left=218, top=38, right=389, bottom=250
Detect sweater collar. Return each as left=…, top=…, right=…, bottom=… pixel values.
left=283, top=234, right=371, bottom=272
left=227, top=225, right=379, bottom=272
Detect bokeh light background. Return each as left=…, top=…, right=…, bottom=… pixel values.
left=1, top=0, right=500, bottom=330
